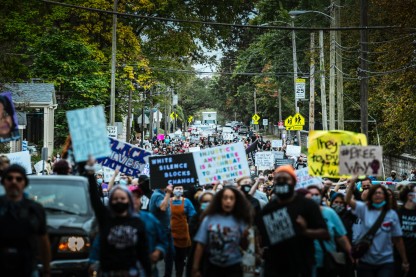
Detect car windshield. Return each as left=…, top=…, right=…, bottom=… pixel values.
left=26, top=183, right=89, bottom=215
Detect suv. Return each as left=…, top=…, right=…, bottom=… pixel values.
left=238, top=126, right=249, bottom=135
left=1, top=175, right=95, bottom=276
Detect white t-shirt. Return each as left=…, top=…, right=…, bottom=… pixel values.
left=352, top=201, right=402, bottom=264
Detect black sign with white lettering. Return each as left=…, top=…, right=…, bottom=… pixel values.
left=149, top=153, right=198, bottom=189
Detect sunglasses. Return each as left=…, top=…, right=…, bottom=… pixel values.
left=5, top=175, right=24, bottom=182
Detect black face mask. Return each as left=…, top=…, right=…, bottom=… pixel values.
left=241, top=185, right=251, bottom=195
left=273, top=182, right=294, bottom=200
left=110, top=202, right=129, bottom=214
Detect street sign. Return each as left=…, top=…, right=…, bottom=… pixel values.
left=286, top=126, right=303, bottom=131
left=295, top=78, right=306, bottom=99
left=262, top=118, right=268, bottom=126
left=170, top=112, right=178, bottom=120
left=252, top=114, right=260, bottom=125
left=284, top=116, right=293, bottom=129
left=293, top=113, right=305, bottom=126
left=285, top=113, right=305, bottom=130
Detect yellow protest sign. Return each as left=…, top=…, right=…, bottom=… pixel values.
left=308, top=130, right=368, bottom=178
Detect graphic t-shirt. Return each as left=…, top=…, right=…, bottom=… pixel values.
left=352, top=201, right=402, bottom=265
left=259, top=194, right=327, bottom=276
left=397, top=207, right=416, bottom=255
left=194, top=214, right=247, bottom=267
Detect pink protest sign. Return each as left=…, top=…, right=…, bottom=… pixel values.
left=157, top=134, right=165, bottom=141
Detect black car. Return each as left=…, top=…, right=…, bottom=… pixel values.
left=1, top=175, right=95, bottom=276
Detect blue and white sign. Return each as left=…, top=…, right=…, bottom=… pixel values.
left=22, top=140, right=28, bottom=151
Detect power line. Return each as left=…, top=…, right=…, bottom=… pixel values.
left=39, top=0, right=413, bottom=32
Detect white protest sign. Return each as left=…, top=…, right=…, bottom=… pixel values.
left=6, top=151, right=32, bottom=174
left=255, top=152, right=275, bottom=170
left=106, top=126, right=118, bottom=138
left=193, top=142, right=249, bottom=185
left=103, top=167, right=121, bottom=182
left=295, top=167, right=323, bottom=189
left=189, top=146, right=201, bottom=153
left=271, top=140, right=283, bottom=148
left=34, top=160, right=45, bottom=173
left=223, top=133, right=234, bottom=141
left=286, top=145, right=301, bottom=157
left=339, top=146, right=383, bottom=176
left=273, top=151, right=284, bottom=160
left=66, top=106, right=111, bottom=162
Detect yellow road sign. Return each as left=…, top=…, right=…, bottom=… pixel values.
left=293, top=113, right=305, bottom=126
left=252, top=114, right=260, bottom=122
left=284, top=116, right=293, bottom=127
left=170, top=112, right=178, bottom=120
left=253, top=120, right=259, bottom=125
left=188, top=115, right=193, bottom=123
left=287, top=126, right=303, bottom=131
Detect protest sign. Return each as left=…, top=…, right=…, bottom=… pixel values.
left=6, top=151, right=32, bottom=174
left=189, top=146, right=201, bottom=153
left=295, top=167, right=323, bottom=189
left=98, top=137, right=151, bottom=176
left=255, top=152, right=275, bottom=170
left=271, top=140, right=283, bottom=148
left=286, top=145, right=301, bottom=157
left=149, top=153, right=198, bottom=189
left=34, top=160, right=46, bottom=174
left=308, top=130, right=367, bottom=178
left=66, top=106, right=111, bottom=162
left=157, top=134, right=165, bottom=141
left=0, top=92, right=20, bottom=142
left=275, top=159, right=294, bottom=168
left=106, top=126, right=118, bottom=138
left=193, top=142, right=249, bottom=185
left=272, top=151, right=285, bottom=160
left=223, top=133, right=234, bottom=141
left=103, top=167, right=121, bottom=183
left=339, top=146, right=383, bottom=176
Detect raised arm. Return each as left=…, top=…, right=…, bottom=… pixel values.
left=108, top=168, right=120, bottom=191
left=345, top=178, right=357, bottom=210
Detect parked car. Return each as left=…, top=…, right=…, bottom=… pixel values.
left=0, top=175, right=95, bottom=276
left=238, top=126, right=249, bottom=135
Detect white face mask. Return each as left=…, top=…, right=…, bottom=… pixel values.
left=173, top=190, right=183, bottom=197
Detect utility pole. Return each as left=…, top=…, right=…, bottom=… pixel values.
left=329, top=1, right=336, bottom=130
left=291, top=20, right=301, bottom=146
left=278, top=87, right=282, bottom=122
left=309, top=32, right=315, bottom=131
left=360, top=0, right=369, bottom=137
left=126, top=89, right=132, bottom=143
left=149, top=88, right=153, bottom=138
left=319, top=30, right=328, bottom=131
left=253, top=89, right=257, bottom=130
left=109, top=0, right=118, bottom=125
left=140, top=90, right=145, bottom=148
left=335, top=0, right=344, bottom=130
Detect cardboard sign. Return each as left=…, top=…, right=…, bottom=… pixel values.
left=193, top=142, right=249, bottom=185
left=286, top=145, right=301, bottom=157
left=98, top=137, right=151, bottom=176
left=271, top=140, right=283, bottom=148
left=149, top=153, right=198, bottom=189
left=66, top=106, right=111, bottom=162
left=189, top=146, right=201, bottom=153
left=223, top=133, right=234, bottom=141
left=6, top=151, right=32, bottom=174
left=295, top=167, right=323, bottom=189
left=0, top=92, right=20, bottom=142
left=255, top=152, right=275, bottom=170
left=339, top=146, right=383, bottom=176
left=272, top=151, right=285, bottom=160
left=275, top=159, right=294, bottom=168
left=103, top=166, right=121, bottom=183
left=106, top=126, right=118, bottom=138
left=308, top=130, right=367, bottom=178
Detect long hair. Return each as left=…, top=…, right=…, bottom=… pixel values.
left=202, top=186, right=253, bottom=225
left=367, top=184, right=391, bottom=211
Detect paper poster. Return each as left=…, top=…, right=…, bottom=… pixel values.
left=98, top=137, right=151, bottom=176
left=223, top=133, right=234, bottom=141
left=106, top=126, right=118, bottom=138
left=193, top=142, right=249, bottom=185
left=103, top=166, right=121, bottom=183
left=66, top=106, right=111, bottom=162
left=272, top=151, right=285, bottom=160
left=0, top=92, right=20, bottom=142
left=6, top=151, right=32, bottom=174
left=295, top=167, right=323, bottom=189
left=308, top=130, right=368, bottom=178
left=149, top=153, right=198, bottom=189
left=271, top=140, right=283, bottom=148
left=255, top=152, right=275, bottom=170
left=286, top=145, right=301, bottom=157
left=339, top=146, right=383, bottom=176
left=157, top=134, right=165, bottom=141
left=275, top=159, right=294, bottom=168
left=189, top=146, right=201, bottom=153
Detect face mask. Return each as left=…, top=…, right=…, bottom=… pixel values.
left=110, top=202, right=129, bottom=214
left=372, top=201, right=386, bottom=209
left=331, top=204, right=345, bottom=214
left=311, top=195, right=322, bottom=205
left=412, top=197, right=416, bottom=204
left=119, top=179, right=128, bottom=186
left=97, top=178, right=103, bottom=185
left=273, top=183, right=294, bottom=200
left=241, top=185, right=251, bottom=195
left=173, top=190, right=183, bottom=197
left=200, top=202, right=209, bottom=211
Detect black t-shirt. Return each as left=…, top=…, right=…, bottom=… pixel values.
left=259, top=194, right=327, bottom=276
left=397, top=207, right=416, bottom=255
left=0, top=196, right=47, bottom=276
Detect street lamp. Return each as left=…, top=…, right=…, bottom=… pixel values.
left=288, top=10, right=334, bottom=20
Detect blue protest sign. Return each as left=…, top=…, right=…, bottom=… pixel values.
left=98, top=137, right=151, bottom=176
left=66, top=106, right=111, bottom=162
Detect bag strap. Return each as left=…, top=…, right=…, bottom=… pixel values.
left=363, top=208, right=388, bottom=240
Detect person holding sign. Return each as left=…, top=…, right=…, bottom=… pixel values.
left=258, top=165, right=329, bottom=277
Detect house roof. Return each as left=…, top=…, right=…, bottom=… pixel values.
left=3, top=83, right=56, bottom=105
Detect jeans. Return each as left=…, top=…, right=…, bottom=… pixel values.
left=174, top=246, right=189, bottom=277
left=357, top=262, right=394, bottom=277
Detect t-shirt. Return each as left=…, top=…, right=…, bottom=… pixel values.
left=149, top=189, right=171, bottom=232
left=0, top=196, right=47, bottom=276
left=258, top=194, right=327, bottom=276
left=397, top=207, right=416, bottom=255
left=314, top=207, right=347, bottom=268
left=352, top=201, right=402, bottom=265
left=254, top=190, right=268, bottom=207
left=194, top=214, right=247, bottom=267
